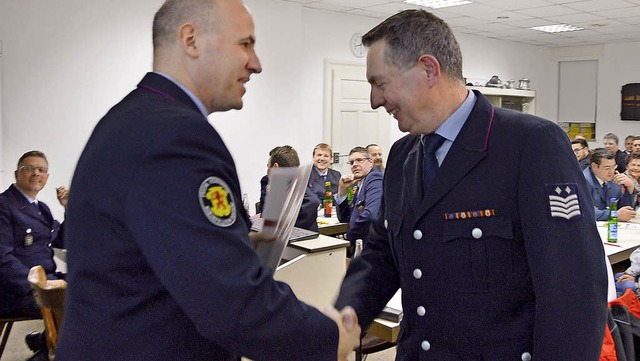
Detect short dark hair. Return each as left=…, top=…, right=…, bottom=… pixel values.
left=366, top=143, right=379, bottom=148
left=269, top=145, right=300, bottom=168
left=603, top=133, right=619, bottom=144
left=362, top=9, right=463, bottom=82
left=349, top=146, right=370, bottom=157
left=17, top=150, right=47, bottom=168
left=590, top=148, right=614, bottom=166
left=571, top=139, right=588, bottom=149
left=626, top=135, right=636, bottom=142
left=634, top=136, right=640, bottom=142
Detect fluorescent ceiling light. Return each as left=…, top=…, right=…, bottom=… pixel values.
left=530, top=24, right=584, bottom=33
left=403, top=0, right=472, bottom=9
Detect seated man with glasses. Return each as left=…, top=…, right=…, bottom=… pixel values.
left=583, top=148, right=637, bottom=221
left=0, top=150, right=68, bottom=360
left=336, top=146, right=383, bottom=257
left=571, top=138, right=590, bottom=170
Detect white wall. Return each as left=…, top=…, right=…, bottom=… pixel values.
left=0, top=0, right=579, bottom=220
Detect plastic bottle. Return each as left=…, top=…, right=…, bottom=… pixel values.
left=608, top=197, right=618, bottom=243
left=323, top=181, right=332, bottom=217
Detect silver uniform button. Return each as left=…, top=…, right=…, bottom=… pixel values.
left=384, top=220, right=388, bottom=229
left=421, top=340, right=431, bottom=351
left=413, top=269, right=422, bottom=279
left=471, top=227, right=482, bottom=239
left=413, top=229, right=423, bottom=240
left=521, top=352, right=531, bottom=361
left=417, top=306, right=425, bottom=316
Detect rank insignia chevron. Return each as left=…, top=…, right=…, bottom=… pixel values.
left=546, top=183, right=582, bottom=220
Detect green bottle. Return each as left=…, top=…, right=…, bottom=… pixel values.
left=323, top=181, right=332, bottom=217
left=608, top=197, right=618, bottom=242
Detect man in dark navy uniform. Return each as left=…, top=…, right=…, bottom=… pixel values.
left=335, top=9, right=607, bottom=361
left=0, top=151, right=68, bottom=360
left=336, top=146, right=382, bottom=254
left=0, top=150, right=67, bottom=318
left=56, top=1, right=360, bottom=360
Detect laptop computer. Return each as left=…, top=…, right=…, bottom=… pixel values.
left=250, top=217, right=319, bottom=242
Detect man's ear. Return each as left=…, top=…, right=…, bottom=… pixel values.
left=178, top=23, right=199, bottom=58
left=417, top=54, right=441, bottom=85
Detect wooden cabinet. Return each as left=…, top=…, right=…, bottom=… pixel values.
left=467, top=86, right=536, bottom=115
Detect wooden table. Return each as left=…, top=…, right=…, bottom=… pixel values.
left=317, top=208, right=349, bottom=237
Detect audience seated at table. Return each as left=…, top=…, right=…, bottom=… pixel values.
left=308, top=143, right=341, bottom=204
left=583, top=148, right=637, bottom=221
left=258, top=145, right=319, bottom=232
left=335, top=146, right=382, bottom=256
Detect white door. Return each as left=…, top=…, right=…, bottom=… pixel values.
left=325, top=62, right=392, bottom=175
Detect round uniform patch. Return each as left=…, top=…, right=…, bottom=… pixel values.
left=199, top=176, right=236, bottom=227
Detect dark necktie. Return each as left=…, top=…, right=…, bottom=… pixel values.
left=423, top=134, right=446, bottom=196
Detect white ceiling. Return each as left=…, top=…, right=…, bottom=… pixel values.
left=277, top=0, right=640, bottom=47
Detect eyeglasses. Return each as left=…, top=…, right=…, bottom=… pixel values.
left=572, top=147, right=585, bottom=153
left=600, top=165, right=616, bottom=171
left=18, top=165, right=48, bottom=174
left=347, top=158, right=370, bottom=165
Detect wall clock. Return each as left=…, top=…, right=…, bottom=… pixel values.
left=350, top=33, right=366, bottom=58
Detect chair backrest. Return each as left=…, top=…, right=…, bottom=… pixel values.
left=28, top=265, right=66, bottom=355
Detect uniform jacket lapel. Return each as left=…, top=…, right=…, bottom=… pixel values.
left=414, top=92, right=492, bottom=220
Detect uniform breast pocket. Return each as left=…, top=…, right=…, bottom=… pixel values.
left=442, top=216, right=514, bottom=292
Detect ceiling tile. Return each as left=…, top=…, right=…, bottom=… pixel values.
left=274, top=0, right=640, bottom=46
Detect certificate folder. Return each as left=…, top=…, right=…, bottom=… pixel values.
left=254, top=164, right=313, bottom=271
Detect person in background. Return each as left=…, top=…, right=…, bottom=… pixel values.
left=571, top=138, right=590, bottom=170
left=583, top=148, right=637, bottom=221
left=336, top=146, right=383, bottom=256
left=335, top=9, right=607, bottom=361
left=632, top=136, right=640, bottom=156
left=615, top=242, right=640, bottom=296
left=625, top=135, right=636, bottom=155
left=56, top=1, right=360, bottom=360
left=366, top=144, right=385, bottom=172
left=308, top=143, right=341, bottom=204
left=624, top=153, right=640, bottom=193
left=260, top=145, right=320, bottom=232
left=604, top=132, right=628, bottom=173
left=0, top=150, right=68, bottom=360
left=256, top=146, right=281, bottom=215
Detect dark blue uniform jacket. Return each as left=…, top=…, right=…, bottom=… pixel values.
left=336, top=91, right=608, bottom=361
left=56, top=73, right=337, bottom=361
left=0, top=184, right=63, bottom=316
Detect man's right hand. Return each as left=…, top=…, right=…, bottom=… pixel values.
left=323, top=306, right=361, bottom=360
left=618, top=206, right=637, bottom=222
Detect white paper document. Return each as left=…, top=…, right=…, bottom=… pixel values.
left=254, top=164, right=312, bottom=271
